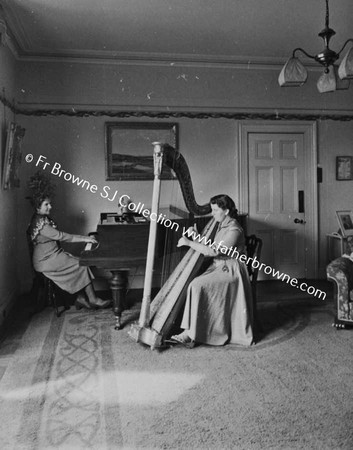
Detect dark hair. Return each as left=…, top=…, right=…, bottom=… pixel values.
left=27, top=170, right=55, bottom=210
left=210, top=194, right=238, bottom=219
left=32, top=193, right=51, bottom=211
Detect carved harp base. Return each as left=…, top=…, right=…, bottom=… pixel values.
left=128, top=323, right=163, bottom=350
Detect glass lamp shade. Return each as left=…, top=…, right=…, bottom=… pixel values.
left=334, top=66, right=350, bottom=90
left=317, top=66, right=350, bottom=93
left=338, top=47, right=353, bottom=79
left=278, top=57, right=308, bottom=87
left=317, top=67, right=336, bottom=93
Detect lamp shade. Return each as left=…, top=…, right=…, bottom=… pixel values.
left=278, top=57, right=308, bottom=87
left=317, top=67, right=336, bottom=93
left=338, top=46, right=353, bottom=79
left=334, top=66, right=350, bottom=90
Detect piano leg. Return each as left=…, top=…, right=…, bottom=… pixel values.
left=109, top=269, right=129, bottom=330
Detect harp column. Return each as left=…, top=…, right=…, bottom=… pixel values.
left=138, top=142, right=164, bottom=327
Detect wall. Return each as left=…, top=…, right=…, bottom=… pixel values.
left=318, top=121, right=353, bottom=260
left=17, top=115, right=239, bottom=290
left=10, top=59, right=353, bottom=293
left=16, top=60, right=353, bottom=113
left=0, top=42, right=20, bottom=326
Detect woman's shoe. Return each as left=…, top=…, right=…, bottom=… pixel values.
left=75, top=296, right=94, bottom=310
left=89, top=298, right=112, bottom=309
left=169, top=331, right=195, bottom=348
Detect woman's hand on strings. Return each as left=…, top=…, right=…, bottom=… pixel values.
left=177, top=223, right=199, bottom=247
left=187, top=223, right=198, bottom=241
left=177, top=236, right=190, bottom=247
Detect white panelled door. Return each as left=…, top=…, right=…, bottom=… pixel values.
left=248, top=133, right=305, bottom=279
left=239, top=122, right=318, bottom=281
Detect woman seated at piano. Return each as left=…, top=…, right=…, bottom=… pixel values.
left=170, top=194, right=253, bottom=347
left=28, top=194, right=111, bottom=310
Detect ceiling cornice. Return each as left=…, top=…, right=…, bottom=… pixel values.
left=0, top=1, right=32, bottom=50
left=15, top=51, right=286, bottom=69
left=0, top=5, right=19, bottom=56
left=9, top=48, right=329, bottom=73
left=0, top=2, right=342, bottom=73
left=0, top=3, right=326, bottom=71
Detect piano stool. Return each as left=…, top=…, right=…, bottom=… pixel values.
left=28, top=271, right=73, bottom=317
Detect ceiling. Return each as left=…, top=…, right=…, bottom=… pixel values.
left=0, top=0, right=353, bottom=67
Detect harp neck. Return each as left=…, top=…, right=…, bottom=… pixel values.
left=163, top=144, right=211, bottom=217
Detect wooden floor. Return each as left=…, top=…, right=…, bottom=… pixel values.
left=0, top=279, right=334, bottom=383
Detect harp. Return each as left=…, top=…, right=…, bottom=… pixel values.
left=128, top=142, right=218, bottom=349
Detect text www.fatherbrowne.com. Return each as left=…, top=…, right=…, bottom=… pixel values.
left=27, top=155, right=326, bottom=300
left=182, top=227, right=326, bottom=300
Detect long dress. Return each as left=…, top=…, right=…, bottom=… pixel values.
left=28, top=214, right=93, bottom=294
left=180, top=216, right=254, bottom=346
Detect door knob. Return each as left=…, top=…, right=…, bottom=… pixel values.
left=294, top=218, right=306, bottom=224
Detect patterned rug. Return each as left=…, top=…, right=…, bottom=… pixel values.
left=0, top=300, right=352, bottom=449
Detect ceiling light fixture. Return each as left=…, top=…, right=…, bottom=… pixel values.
left=279, top=0, right=353, bottom=93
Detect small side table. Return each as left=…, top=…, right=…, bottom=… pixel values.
left=326, top=233, right=348, bottom=262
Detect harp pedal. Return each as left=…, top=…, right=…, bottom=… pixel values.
left=128, top=323, right=163, bottom=350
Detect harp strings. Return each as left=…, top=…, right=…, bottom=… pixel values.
left=160, top=149, right=182, bottom=286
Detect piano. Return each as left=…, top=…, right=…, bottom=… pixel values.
left=80, top=213, right=149, bottom=329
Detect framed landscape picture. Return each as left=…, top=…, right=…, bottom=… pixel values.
left=105, top=122, right=178, bottom=180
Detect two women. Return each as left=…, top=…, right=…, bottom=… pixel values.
left=171, top=194, right=254, bottom=347
left=28, top=194, right=110, bottom=310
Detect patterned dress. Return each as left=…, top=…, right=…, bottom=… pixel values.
left=180, top=216, right=254, bottom=346
left=28, top=214, right=93, bottom=294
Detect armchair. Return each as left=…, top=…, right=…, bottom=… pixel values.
left=326, top=256, right=353, bottom=328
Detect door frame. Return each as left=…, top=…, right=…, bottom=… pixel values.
left=238, top=120, right=318, bottom=279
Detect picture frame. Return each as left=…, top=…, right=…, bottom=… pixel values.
left=105, top=122, right=178, bottom=181
left=336, top=156, right=353, bottom=181
left=336, top=210, right=353, bottom=237
left=2, top=122, right=26, bottom=190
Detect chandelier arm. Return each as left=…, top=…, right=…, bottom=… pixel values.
left=337, top=39, right=353, bottom=57
left=292, top=48, right=316, bottom=60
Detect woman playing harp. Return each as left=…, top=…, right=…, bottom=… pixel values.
left=170, top=194, right=254, bottom=347
left=130, top=144, right=253, bottom=348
